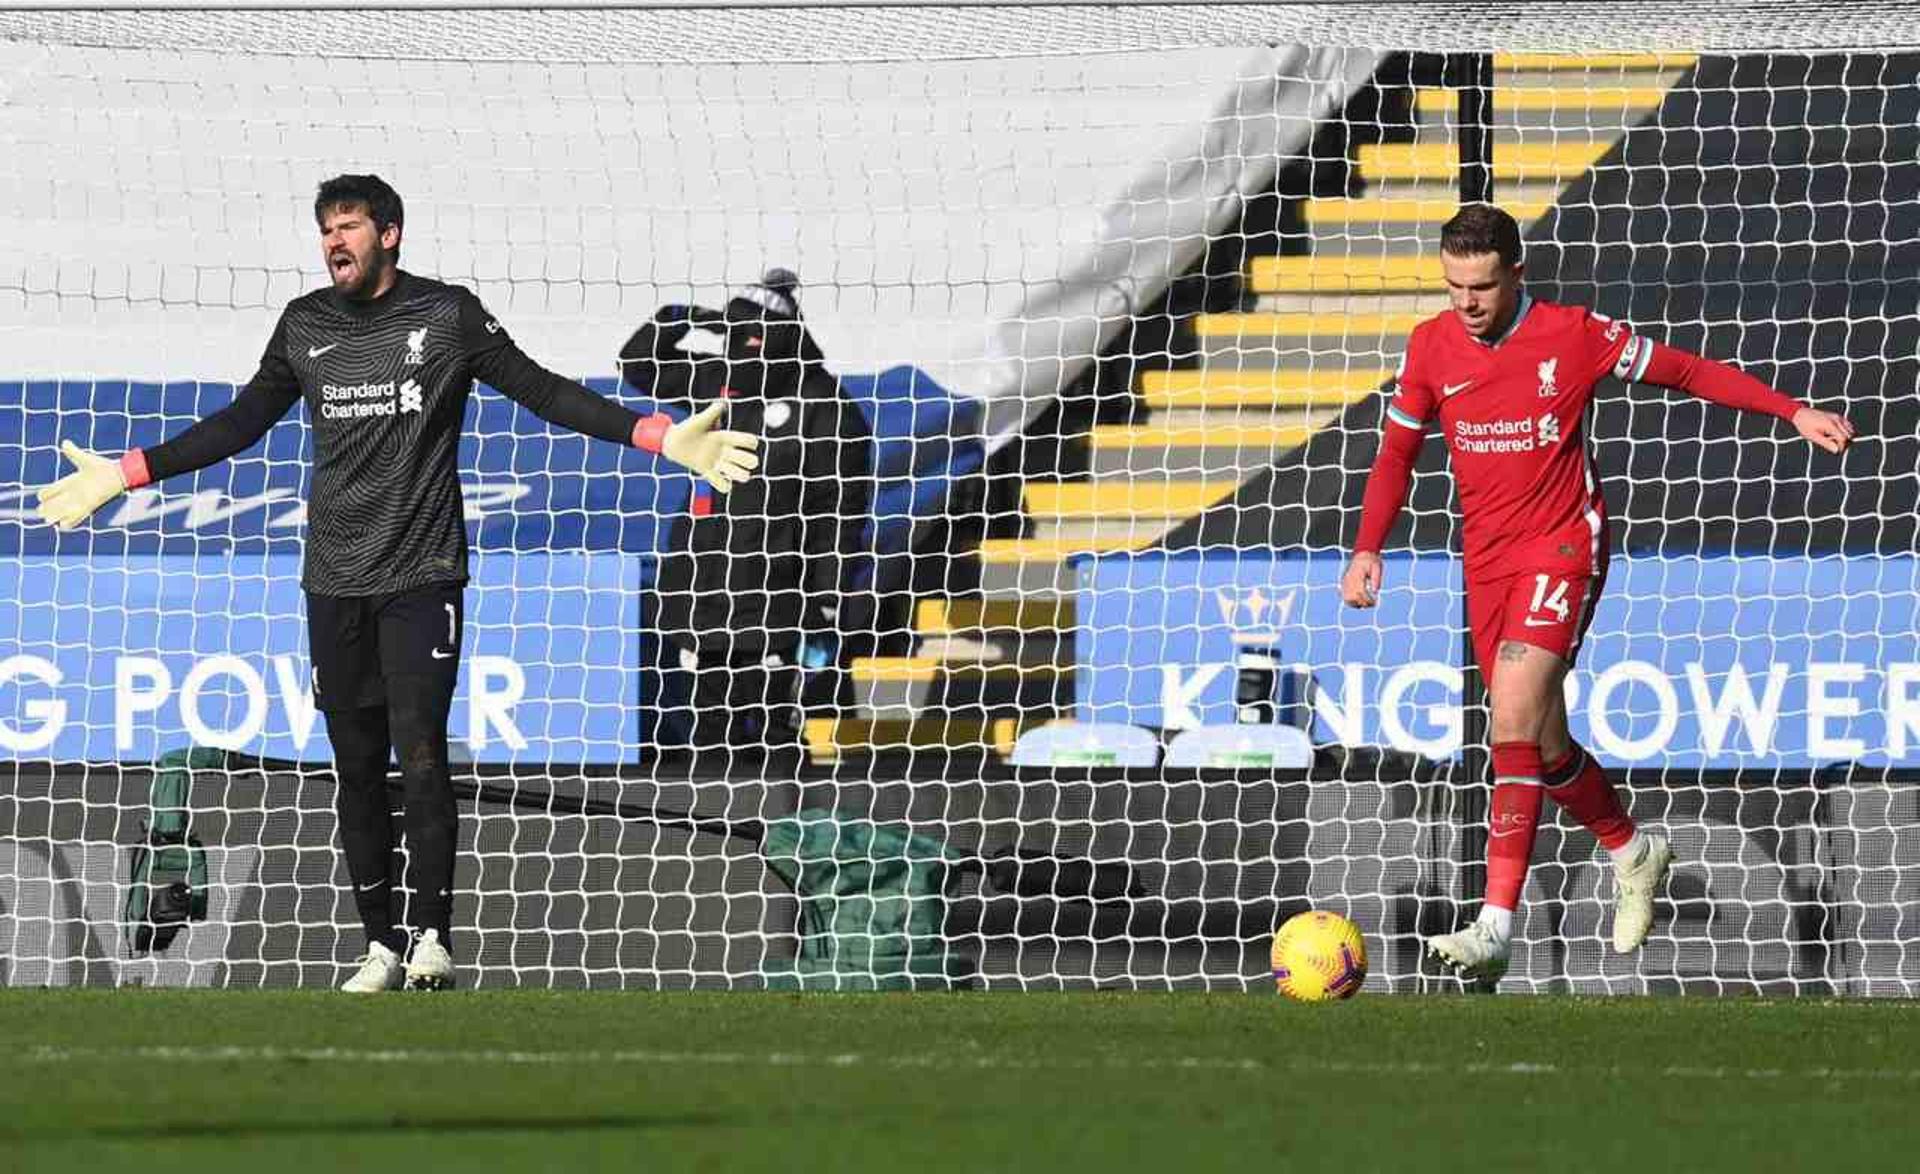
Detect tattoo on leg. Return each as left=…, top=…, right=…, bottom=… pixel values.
left=1497, top=640, right=1531, bottom=664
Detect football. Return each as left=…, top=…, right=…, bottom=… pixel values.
left=1270, top=910, right=1368, bottom=1002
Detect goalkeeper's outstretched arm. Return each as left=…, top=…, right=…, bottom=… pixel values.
left=1634, top=341, right=1856, bottom=454
left=462, top=299, right=759, bottom=492
left=36, top=320, right=302, bottom=529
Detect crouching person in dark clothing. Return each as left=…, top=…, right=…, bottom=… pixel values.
left=620, top=270, right=873, bottom=764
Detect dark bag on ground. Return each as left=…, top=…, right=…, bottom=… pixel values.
left=122, top=747, right=218, bottom=954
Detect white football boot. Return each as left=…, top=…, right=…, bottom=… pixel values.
left=340, top=940, right=405, bottom=992
left=1427, top=921, right=1511, bottom=989
left=1611, top=833, right=1673, bottom=953
left=404, top=929, right=456, bottom=991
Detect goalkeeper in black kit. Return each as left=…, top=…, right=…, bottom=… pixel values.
left=35, top=175, right=760, bottom=992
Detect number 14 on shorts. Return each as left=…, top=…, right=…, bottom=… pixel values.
left=1472, top=568, right=1597, bottom=671
left=1525, top=574, right=1572, bottom=626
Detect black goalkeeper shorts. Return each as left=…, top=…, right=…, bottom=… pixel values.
left=306, top=581, right=464, bottom=713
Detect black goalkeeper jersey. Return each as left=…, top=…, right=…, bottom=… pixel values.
left=141, top=271, right=645, bottom=596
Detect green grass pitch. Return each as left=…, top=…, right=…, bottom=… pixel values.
left=3, top=990, right=1916, bottom=1172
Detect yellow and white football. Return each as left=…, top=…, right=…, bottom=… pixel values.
left=1270, top=910, right=1368, bottom=1002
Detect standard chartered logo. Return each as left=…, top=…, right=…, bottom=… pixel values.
left=1449, top=414, right=1567, bottom=450
left=1452, top=416, right=1536, bottom=454
left=320, top=380, right=399, bottom=419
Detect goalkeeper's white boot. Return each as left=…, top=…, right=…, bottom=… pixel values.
left=404, top=929, right=456, bottom=991
left=1427, top=921, right=1510, bottom=989
left=340, top=940, right=405, bottom=993
left=1611, top=833, right=1673, bottom=953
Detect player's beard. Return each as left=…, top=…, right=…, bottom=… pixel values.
left=330, top=244, right=394, bottom=301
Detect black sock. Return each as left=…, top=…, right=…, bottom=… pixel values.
left=323, top=705, right=407, bottom=955
left=388, top=673, right=458, bottom=953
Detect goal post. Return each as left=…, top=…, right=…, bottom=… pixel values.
left=0, top=2, right=1916, bottom=993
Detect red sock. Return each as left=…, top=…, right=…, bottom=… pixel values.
left=1544, top=744, right=1636, bottom=851
left=1486, top=741, right=1545, bottom=914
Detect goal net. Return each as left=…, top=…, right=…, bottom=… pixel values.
left=1, top=2, right=1915, bottom=994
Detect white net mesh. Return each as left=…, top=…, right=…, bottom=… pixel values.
left=1, top=3, right=1915, bottom=993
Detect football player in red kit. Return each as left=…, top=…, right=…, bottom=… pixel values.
left=1343, top=204, right=1854, bottom=985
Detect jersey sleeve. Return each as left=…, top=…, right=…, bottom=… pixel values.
left=1582, top=304, right=1801, bottom=419
left=1584, top=309, right=1654, bottom=384
left=1384, top=338, right=1438, bottom=433
left=455, top=287, right=516, bottom=362
left=135, top=312, right=302, bottom=485
left=459, top=288, right=676, bottom=450
left=1354, top=333, right=1434, bottom=555
left=1635, top=341, right=1804, bottom=421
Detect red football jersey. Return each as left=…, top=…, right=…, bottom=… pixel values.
left=1386, top=293, right=1651, bottom=577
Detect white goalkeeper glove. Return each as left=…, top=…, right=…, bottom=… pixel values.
left=38, top=440, right=130, bottom=530
left=662, top=400, right=760, bottom=493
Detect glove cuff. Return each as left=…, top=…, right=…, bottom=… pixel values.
left=119, top=448, right=152, bottom=489
left=631, top=412, right=671, bottom=454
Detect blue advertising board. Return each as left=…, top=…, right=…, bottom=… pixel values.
left=0, top=553, right=640, bottom=763
left=1077, top=553, right=1920, bottom=768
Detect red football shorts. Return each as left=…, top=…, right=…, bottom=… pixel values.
left=1465, top=565, right=1606, bottom=681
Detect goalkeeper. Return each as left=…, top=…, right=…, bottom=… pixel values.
left=1343, top=204, right=1854, bottom=986
left=36, top=174, right=759, bottom=993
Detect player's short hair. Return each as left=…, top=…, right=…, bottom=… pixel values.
left=1440, top=203, right=1523, bottom=268
left=314, top=174, right=404, bottom=259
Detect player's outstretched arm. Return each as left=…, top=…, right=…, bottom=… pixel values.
left=483, top=350, right=761, bottom=493
left=1636, top=341, right=1855, bottom=454
left=36, top=335, right=301, bottom=529
left=466, top=306, right=759, bottom=493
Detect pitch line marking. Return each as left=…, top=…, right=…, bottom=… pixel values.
left=12, top=1045, right=1920, bottom=1083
